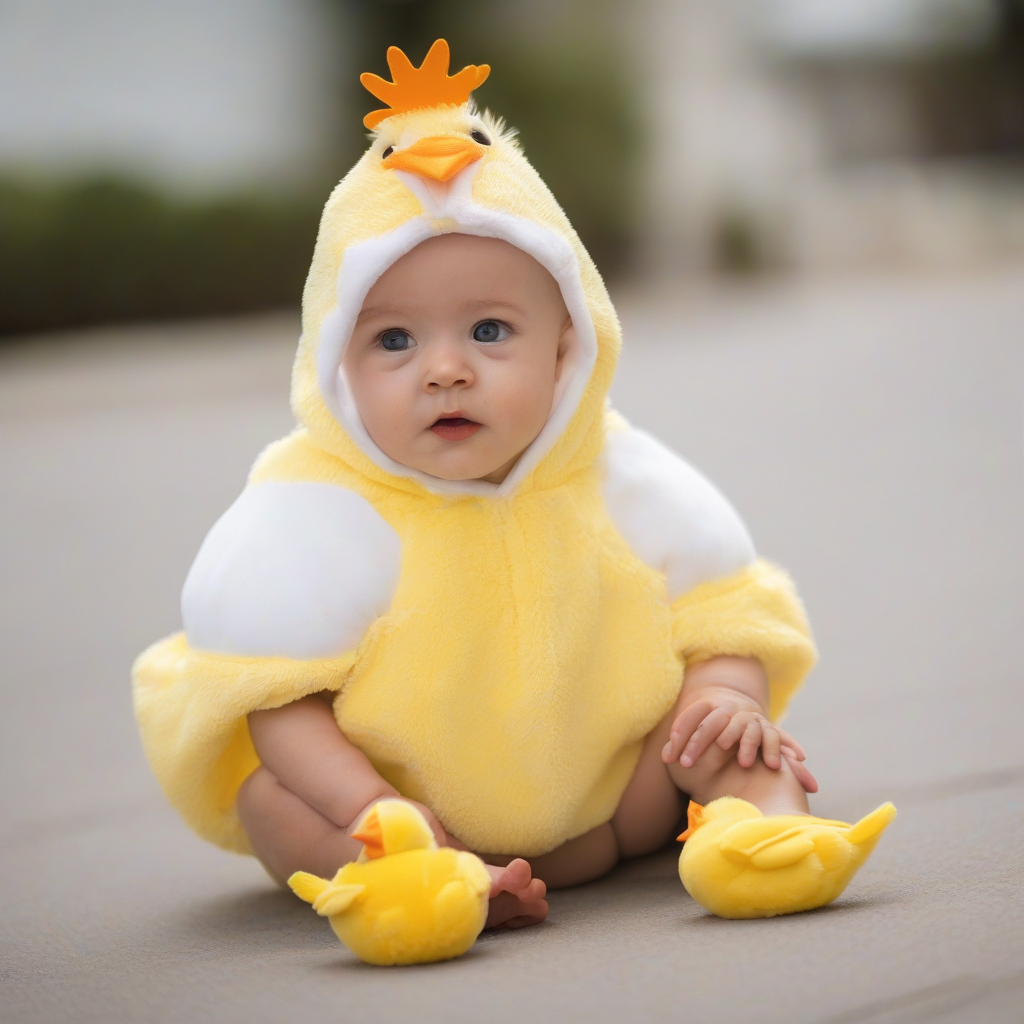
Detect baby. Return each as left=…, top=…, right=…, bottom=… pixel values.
left=235, top=231, right=814, bottom=928
left=133, top=41, right=854, bottom=932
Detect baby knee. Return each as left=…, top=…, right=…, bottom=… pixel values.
left=236, top=764, right=276, bottom=822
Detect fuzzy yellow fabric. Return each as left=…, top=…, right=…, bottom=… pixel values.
left=249, top=428, right=683, bottom=856
left=671, top=560, right=817, bottom=722
left=132, top=99, right=817, bottom=859
left=132, top=632, right=360, bottom=853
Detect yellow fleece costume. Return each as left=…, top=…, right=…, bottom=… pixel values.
left=132, top=40, right=816, bottom=862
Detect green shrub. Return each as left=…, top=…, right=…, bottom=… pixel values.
left=0, top=177, right=320, bottom=337
left=0, top=2, right=641, bottom=338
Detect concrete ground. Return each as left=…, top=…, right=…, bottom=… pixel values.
left=1, top=268, right=1022, bottom=1023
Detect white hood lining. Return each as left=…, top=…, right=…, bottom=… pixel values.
left=316, top=194, right=599, bottom=497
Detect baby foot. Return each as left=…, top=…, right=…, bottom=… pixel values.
left=485, top=858, right=548, bottom=929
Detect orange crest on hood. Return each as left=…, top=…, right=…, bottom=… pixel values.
left=360, top=39, right=490, bottom=129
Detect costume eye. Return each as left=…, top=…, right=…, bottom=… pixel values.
left=380, top=329, right=414, bottom=351
left=471, top=320, right=510, bottom=343
left=471, top=130, right=490, bottom=146
left=382, top=145, right=394, bottom=159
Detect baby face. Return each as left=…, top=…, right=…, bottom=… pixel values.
left=343, top=234, right=574, bottom=483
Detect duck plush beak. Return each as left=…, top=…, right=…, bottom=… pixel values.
left=351, top=808, right=386, bottom=859
left=677, top=801, right=705, bottom=843
left=383, top=135, right=485, bottom=183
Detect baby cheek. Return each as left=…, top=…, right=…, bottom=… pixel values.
left=502, top=367, right=556, bottom=446
left=356, top=367, right=419, bottom=452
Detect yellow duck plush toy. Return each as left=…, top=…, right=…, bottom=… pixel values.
left=677, top=797, right=897, bottom=919
left=288, top=800, right=491, bottom=965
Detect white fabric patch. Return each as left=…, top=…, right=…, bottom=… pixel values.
left=602, top=427, right=756, bottom=601
left=316, top=162, right=598, bottom=498
left=182, top=482, right=401, bottom=660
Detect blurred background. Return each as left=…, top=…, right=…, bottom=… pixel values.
left=1, top=0, right=1022, bottom=335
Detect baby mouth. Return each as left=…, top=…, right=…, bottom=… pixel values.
left=430, top=415, right=481, bottom=440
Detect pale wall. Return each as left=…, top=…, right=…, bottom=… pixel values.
left=0, top=0, right=344, bottom=191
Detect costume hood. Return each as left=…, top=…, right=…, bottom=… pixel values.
left=292, top=39, right=618, bottom=497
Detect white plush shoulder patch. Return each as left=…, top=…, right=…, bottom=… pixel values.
left=182, top=482, right=401, bottom=659
left=602, top=427, right=755, bottom=601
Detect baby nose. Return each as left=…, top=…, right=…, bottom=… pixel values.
left=425, top=345, right=474, bottom=389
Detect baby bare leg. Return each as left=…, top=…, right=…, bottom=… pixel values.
left=483, top=822, right=620, bottom=890
left=654, top=697, right=808, bottom=813
left=612, top=672, right=809, bottom=852
left=238, top=766, right=547, bottom=926
left=237, top=765, right=364, bottom=884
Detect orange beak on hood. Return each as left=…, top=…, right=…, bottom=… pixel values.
left=383, top=135, right=486, bottom=183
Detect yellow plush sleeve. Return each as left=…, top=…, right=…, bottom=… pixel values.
left=132, top=633, right=357, bottom=853
left=670, top=559, right=817, bottom=721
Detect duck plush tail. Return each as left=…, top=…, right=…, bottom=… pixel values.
left=847, top=802, right=897, bottom=846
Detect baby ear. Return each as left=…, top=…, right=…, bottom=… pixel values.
left=556, top=317, right=577, bottom=381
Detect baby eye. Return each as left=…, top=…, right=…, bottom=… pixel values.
left=379, top=329, right=414, bottom=351
left=381, top=145, right=394, bottom=159
left=471, top=129, right=491, bottom=146
left=471, top=320, right=510, bottom=343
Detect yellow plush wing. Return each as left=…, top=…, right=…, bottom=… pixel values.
left=314, top=884, right=365, bottom=917
left=288, top=871, right=365, bottom=917
left=718, top=821, right=815, bottom=869
left=288, top=871, right=329, bottom=904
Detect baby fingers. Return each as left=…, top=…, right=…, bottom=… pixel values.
left=777, top=727, right=807, bottom=761
left=662, top=698, right=713, bottom=764
left=784, top=750, right=819, bottom=793
left=715, top=711, right=756, bottom=752
left=716, top=712, right=783, bottom=769
left=761, top=722, right=783, bottom=769
left=737, top=719, right=764, bottom=767
left=678, top=706, right=732, bottom=767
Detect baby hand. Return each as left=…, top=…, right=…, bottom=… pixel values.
left=662, top=689, right=817, bottom=790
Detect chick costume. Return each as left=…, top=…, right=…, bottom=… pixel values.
left=132, top=41, right=817, bottom=862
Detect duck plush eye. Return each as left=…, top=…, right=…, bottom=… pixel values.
left=470, top=130, right=490, bottom=146
left=382, top=145, right=394, bottom=159
left=380, top=329, right=414, bottom=351
left=472, top=320, right=509, bottom=343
